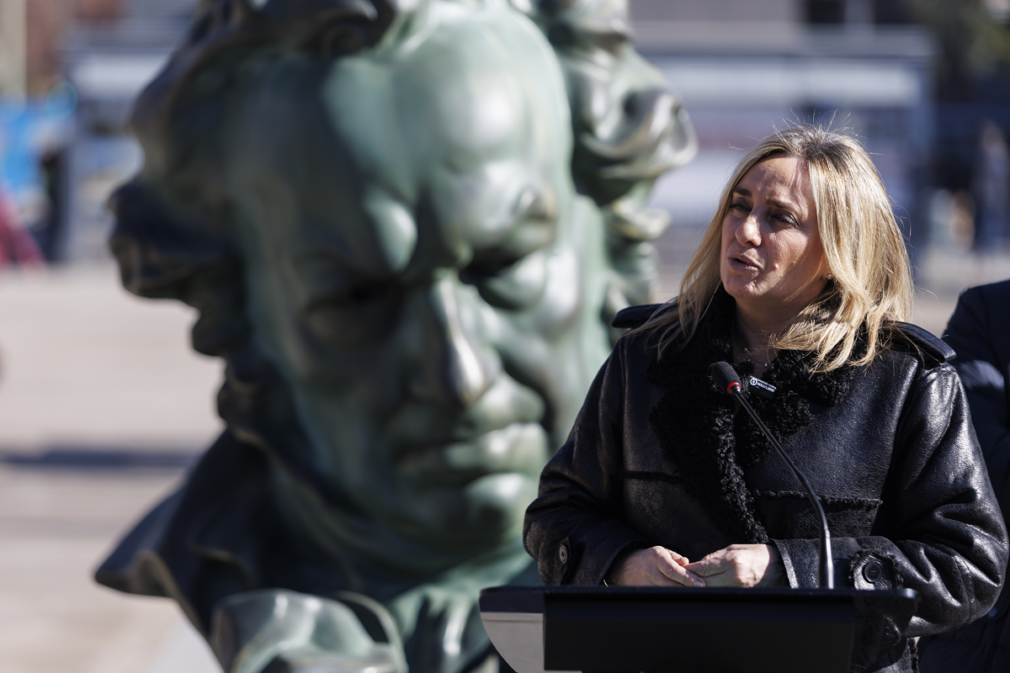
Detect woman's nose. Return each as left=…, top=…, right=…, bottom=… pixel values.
left=412, top=275, right=499, bottom=409
left=736, top=214, right=761, bottom=247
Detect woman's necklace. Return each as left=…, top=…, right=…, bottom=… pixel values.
left=738, top=342, right=770, bottom=368
left=733, top=325, right=774, bottom=370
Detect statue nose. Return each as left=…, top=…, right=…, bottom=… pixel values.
left=414, top=276, right=498, bottom=409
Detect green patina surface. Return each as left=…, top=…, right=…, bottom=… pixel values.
left=98, top=1, right=695, bottom=671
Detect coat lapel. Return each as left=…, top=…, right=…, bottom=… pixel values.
left=646, top=289, right=860, bottom=544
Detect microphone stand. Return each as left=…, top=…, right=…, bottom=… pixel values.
left=712, top=362, right=835, bottom=589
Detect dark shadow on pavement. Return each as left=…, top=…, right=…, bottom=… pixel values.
left=0, top=447, right=201, bottom=471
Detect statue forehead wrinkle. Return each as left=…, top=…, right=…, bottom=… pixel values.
left=224, top=47, right=565, bottom=282
left=330, top=16, right=568, bottom=169
left=310, top=9, right=571, bottom=268
left=321, top=59, right=415, bottom=203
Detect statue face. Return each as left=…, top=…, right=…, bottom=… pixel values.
left=223, top=6, right=611, bottom=549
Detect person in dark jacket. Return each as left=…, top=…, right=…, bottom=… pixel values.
left=523, top=126, right=1008, bottom=673
left=918, top=279, right=1010, bottom=673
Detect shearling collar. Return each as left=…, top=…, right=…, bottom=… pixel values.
left=646, top=288, right=859, bottom=544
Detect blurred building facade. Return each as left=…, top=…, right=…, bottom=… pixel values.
left=58, top=0, right=197, bottom=260
left=631, top=0, right=934, bottom=259
left=16, top=0, right=1010, bottom=261
left=0, top=0, right=191, bottom=262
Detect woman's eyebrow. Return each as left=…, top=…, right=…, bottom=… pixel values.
left=731, top=189, right=801, bottom=214
left=766, top=198, right=799, bottom=212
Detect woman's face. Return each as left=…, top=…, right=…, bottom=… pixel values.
left=719, top=155, right=829, bottom=323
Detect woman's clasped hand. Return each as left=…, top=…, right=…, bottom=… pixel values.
left=608, top=544, right=785, bottom=588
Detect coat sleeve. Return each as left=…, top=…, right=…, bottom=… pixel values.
left=773, top=362, right=1009, bottom=639
left=945, top=284, right=1010, bottom=519
left=523, top=338, right=651, bottom=585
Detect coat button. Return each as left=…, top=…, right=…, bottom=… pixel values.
left=559, top=545, right=569, bottom=564
left=862, top=559, right=883, bottom=583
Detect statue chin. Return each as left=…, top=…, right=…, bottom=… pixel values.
left=372, top=424, right=549, bottom=548
left=400, top=472, right=537, bottom=545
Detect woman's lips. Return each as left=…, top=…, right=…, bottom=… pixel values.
left=727, top=254, right=760, bottom=272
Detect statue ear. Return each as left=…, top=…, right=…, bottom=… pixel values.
left=108, top=180, right=249, bottom=357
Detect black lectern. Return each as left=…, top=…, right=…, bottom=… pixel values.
left=479, top=586, right=918, bottom=673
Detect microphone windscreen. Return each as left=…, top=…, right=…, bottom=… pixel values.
left=710, top=361, right=741, bottom=394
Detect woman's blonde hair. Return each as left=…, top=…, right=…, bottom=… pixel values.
left=650, top=125, right=914, bottom=371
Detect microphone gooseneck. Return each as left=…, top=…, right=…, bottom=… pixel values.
left=710, top=361, right=835, bottom=590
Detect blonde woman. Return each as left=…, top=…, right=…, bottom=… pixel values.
left=523, top=126, right=1007, bottom=673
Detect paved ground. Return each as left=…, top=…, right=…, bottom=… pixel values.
left=1, top=242, right=1008, bottom=672
left=0, top=263, right=221, bottom=673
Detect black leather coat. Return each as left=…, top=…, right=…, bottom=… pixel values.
left=524, top=294, right=1008, bottom=673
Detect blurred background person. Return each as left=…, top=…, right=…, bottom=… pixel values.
left=0, top=179, right=43, bottom=271
left=972, top=120, right=1010, bottom=253
left=0, top=166, right=42, bottom=384
left=919, top=278, right=1010, bottom=673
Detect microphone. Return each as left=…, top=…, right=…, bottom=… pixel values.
left=710, top=362, right=835, bottom=590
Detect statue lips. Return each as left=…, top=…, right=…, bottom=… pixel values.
left=382, top=371, right=548, bottom=486
left=394, top=422, right=549, bottom=487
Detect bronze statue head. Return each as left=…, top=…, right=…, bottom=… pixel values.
left=101, top=0, right=694, bottom=669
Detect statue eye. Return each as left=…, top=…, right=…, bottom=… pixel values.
left=462, top=251, right=547, bottom=311
left=461, top=256, right=523, bottom=281
left=303, top=283, right=398, bottom=347
left=546, top=22, right=629, bottom=57
left=342, top=284, right=391, bottom=306
left=302, top=12, right=375, bottom=56
left=306, top=283, right=392, bottom=310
